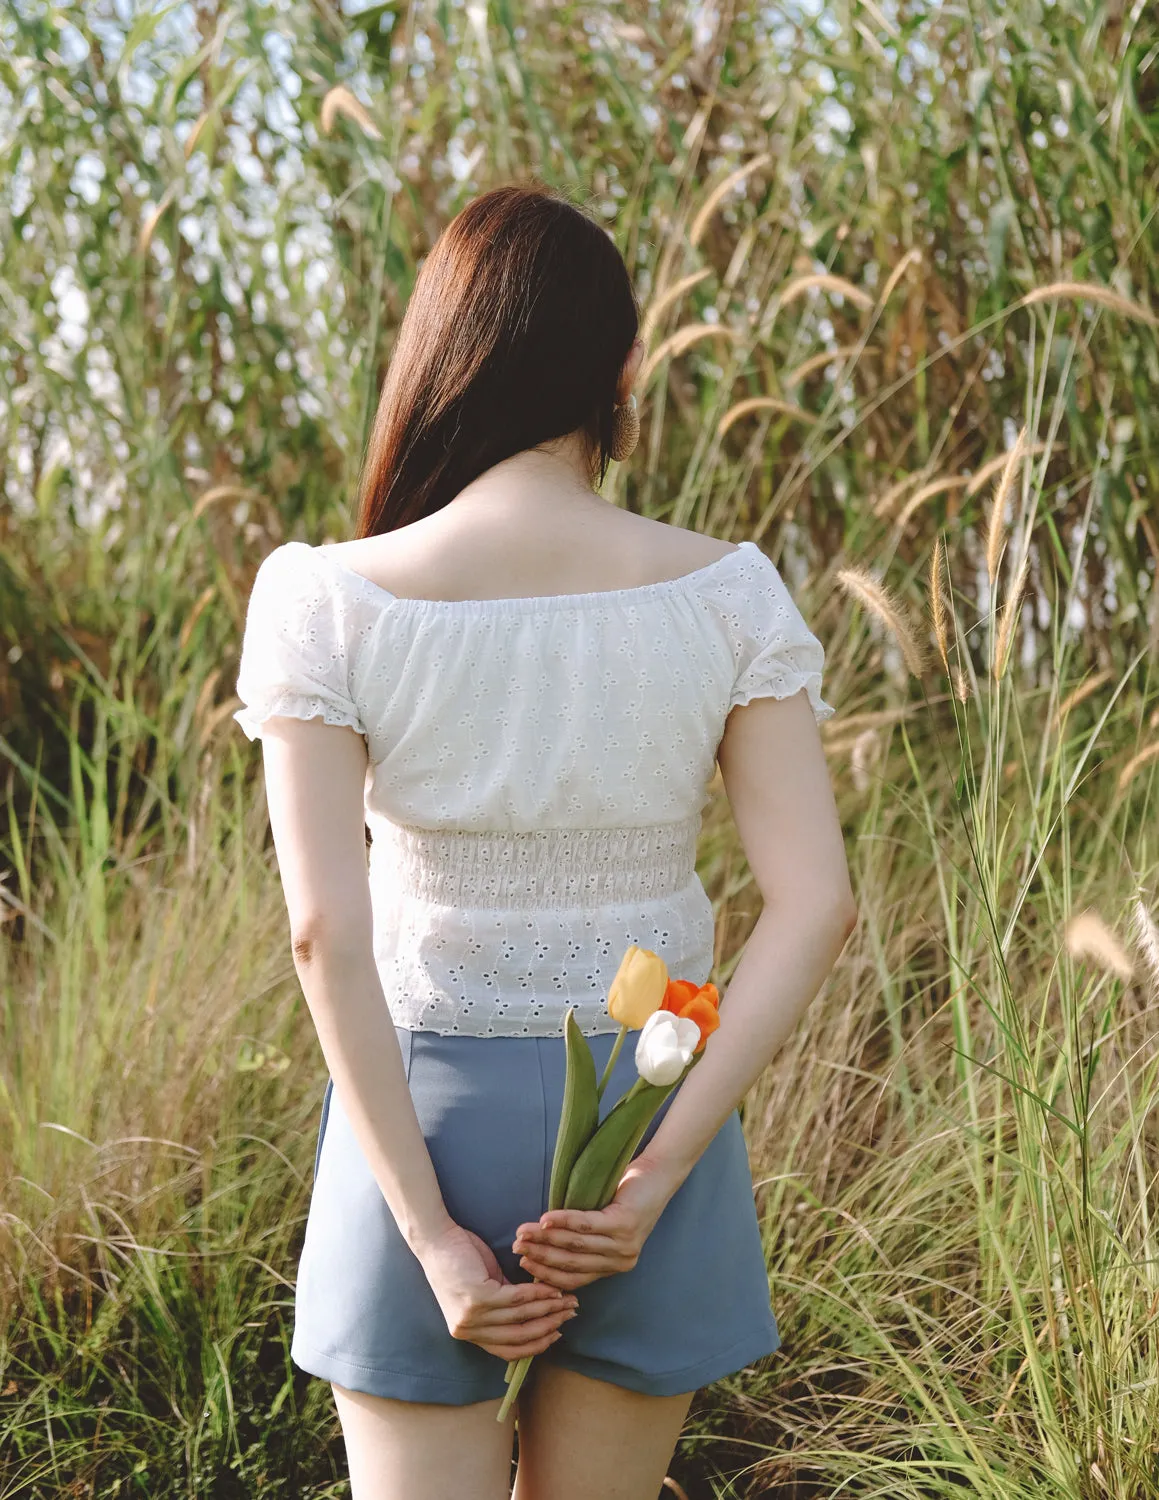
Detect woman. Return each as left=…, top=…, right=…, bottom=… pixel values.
left=233, top=182, right=855, bottom=1500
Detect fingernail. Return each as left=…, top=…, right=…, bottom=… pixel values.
left=565, top=1309, right=578, bottom=1319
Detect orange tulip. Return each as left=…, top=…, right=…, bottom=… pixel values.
left=661, top=979, right=720, bottom=1052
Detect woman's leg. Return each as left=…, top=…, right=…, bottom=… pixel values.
left=510, top=1364, right=694, bottom=1500
left=331, top=1382, right=517, bottom=1500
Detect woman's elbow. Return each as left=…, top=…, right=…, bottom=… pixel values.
left=822, top=879, right=858, bottom=945
left=289, top=911, right=367, bottom=967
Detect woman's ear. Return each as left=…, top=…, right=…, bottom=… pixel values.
left=616, top=337, right=645, bottom=404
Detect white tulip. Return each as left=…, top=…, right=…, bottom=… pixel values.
left=634, top=1009, right=699, bottom=1087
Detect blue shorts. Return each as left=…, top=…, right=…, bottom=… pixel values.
left=289, top=1024, right=781, bottom=1404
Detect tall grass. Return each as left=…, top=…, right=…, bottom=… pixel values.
left=2, top=0, right=1157, bottom=1494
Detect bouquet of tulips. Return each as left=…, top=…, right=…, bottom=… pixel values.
left=495, top=944, right=721, bottom=1422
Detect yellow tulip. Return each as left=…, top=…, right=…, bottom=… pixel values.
left=607, top=944, right=669, bottom=1029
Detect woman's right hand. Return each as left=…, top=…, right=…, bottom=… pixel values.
left=418, top=1220, right=579, bottom=1362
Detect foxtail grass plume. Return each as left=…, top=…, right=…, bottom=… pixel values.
left=1017, top=281, right=1159, bottom=328
left=836, top=567, right=927, bottom=677
left=1064, top=909, right=1134, bottom=982
left=1117, top=739, right=1159, bottom=793
left=784, top=345, right=879, bottom=387
left=640, top=324, right=739, bottom=388
left=874, top=247, right=922, bottom=310
left=1053, top=669, right=1114, bottom=731
left=184, top=112, right=210, bottom=159
left=320, top=86, right=383, bottom=139
left=717, top=395, right=815, bottom=436
left=929, top=537, right=950, bottom=673
left=896, top=474, right=969, bottom=530
left=872, top=470, right=924, bottom=520
left=992, top=551, right=1030, bottom=680
left=689, top=153, right=771, bottom=248
left=1130, top=896, right=1159, bottom=994
left=986, top=429, right=1027, bottom=586
left=966, top=442, right=1045, bottom=498
left=851, top=728, right=883, bottom=792
left=775, top=272, right=874, bottom=312
left=640, top=268, right=712, bottom=345
left=138, top=182, right=179, bottom=255
left=953, top=667, right=970, bottom=703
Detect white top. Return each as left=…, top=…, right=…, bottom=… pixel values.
left=232, top=537, right=834, bottom=1037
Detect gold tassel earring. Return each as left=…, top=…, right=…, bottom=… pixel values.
left=610, top=393, right=639, bottom=461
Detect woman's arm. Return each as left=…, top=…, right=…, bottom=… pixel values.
left=258, top=714, right=580, bottom=1359
left=635, top=686, right=856, bottom=1192
left=258, top=716, right=455, bottom=1255
left=514, top=688, right=854, bottom=1287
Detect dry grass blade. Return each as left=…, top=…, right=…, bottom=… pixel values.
left=1117, top=739, right=1159, bottom=792
left=1017, top=281, right=1158, bottom=327
left=1064, top=910, right=1134, bottom=981
left=640, top=269, right=713, bottom=344
left=929, top=537, right=949, bottom=673
left=717, top=395, right=816, bottom=436
left=965, top=441, right=1046, bottom=497
left=640, top=324, right=739, bottom=388
left=689, top=153, right=771, bottom=248
left=836, top=566, right=927, bottom=676
left=320, top=85, right=383, bottom=140
left=986, top=429, right=1027, bottom=587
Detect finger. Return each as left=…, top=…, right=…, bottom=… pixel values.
left=516, top=1227, right=622, bottom=1255
left=538, top=1209, right=607, bottom=1234
left=491, top=1310, right=576, bottom=1343
left=483, top=1329, right=564, bottom=1362
left=520, top=1243, right=623, bottom=1273
left=516, top=1260, right=594, bottom=1291
left=471, top=1295, right=578, bottom=1329
left=480, top=1278, right=571, bottom=1310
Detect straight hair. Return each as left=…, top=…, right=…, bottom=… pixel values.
left=353, top=182, right=640, bottom=538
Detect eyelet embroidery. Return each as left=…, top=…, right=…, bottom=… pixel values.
left=233, top=539, right=833, bottom=1035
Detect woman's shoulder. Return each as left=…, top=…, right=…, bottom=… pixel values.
left=313, top=520, right=746, bottom=603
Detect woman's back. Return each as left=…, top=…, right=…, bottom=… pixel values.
left=232, top=498, right=832, bottom=1038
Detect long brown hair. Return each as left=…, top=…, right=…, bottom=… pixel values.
left=353, top=182, right=639, bottom=538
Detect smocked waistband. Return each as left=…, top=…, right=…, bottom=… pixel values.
left=368, top=813, right=702, bottom=910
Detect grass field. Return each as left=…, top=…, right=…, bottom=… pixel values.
left=2, top=1, right=1158, bottom=1495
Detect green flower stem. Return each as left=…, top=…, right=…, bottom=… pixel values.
left=497, top=1353, right=532, bottom=1423
left=596, top=1023, right=629, bottom=1100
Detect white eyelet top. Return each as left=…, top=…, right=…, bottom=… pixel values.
left=232, top=538, right=834, bottom=1037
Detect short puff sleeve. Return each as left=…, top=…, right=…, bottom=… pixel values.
left=232, top=542, right=366, bottom=742
left=728, top=553, right=834, bottom=723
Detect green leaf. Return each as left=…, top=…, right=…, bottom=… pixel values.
left=546, top=1009, right=600, bottom=1211
left=563, top=1076, right=676, bottom=1212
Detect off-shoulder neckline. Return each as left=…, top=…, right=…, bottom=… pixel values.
left=296, top=538, right=761, bottom=614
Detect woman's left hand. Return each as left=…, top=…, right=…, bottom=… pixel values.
left=511, top=1155, right=677, bottom=1290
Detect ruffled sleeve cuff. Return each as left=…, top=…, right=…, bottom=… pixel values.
left=727, top=551, right=835, bottom=724
left=233, top=542, right=367, bottom=743
left=729, top=639, right=835, bottom=723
